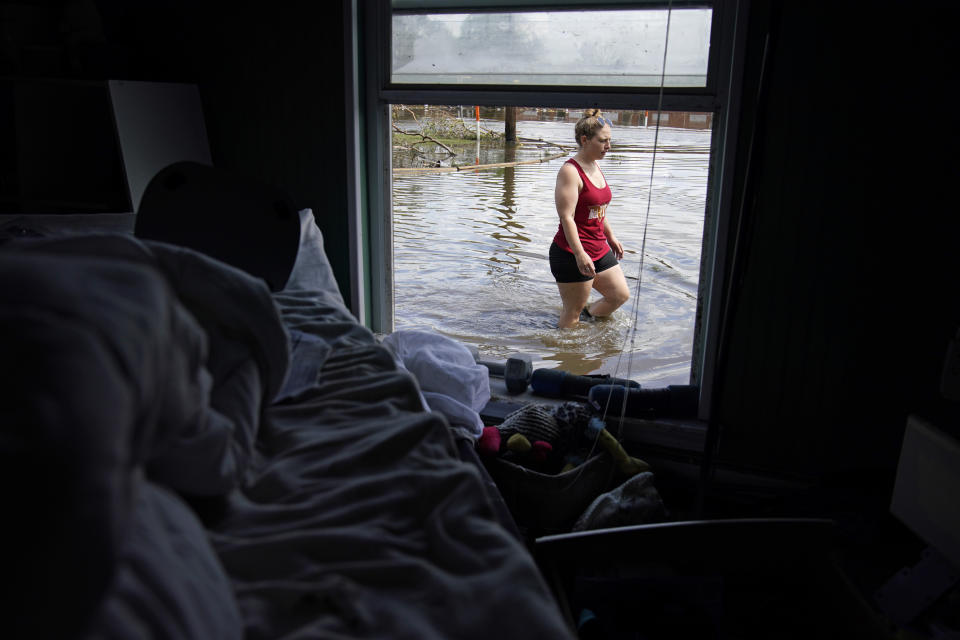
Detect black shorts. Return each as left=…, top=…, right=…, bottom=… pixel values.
left=549, top=242, right=618, bottom=283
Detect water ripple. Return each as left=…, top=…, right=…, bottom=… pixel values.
left=393, top=120, right=709, bottom=385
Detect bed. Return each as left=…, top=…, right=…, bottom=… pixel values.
left=0, top=163, right=574, bottom=639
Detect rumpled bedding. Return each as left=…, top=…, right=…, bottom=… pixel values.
left=0, top=240, right=251, bottom=639
left=1, top=228, right=572, bottom=639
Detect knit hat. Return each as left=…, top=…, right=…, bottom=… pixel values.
left=497, top=403, right=562, bottom=445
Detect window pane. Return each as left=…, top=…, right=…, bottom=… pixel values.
left=390, top=106, right=711, bottom=385
left=392, top=8, right=712, bottom=87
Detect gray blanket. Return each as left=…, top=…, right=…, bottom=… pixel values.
left=1, top=232, right=572, bottom=639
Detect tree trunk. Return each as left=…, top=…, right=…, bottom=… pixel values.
left=505, top=106, right=517, bottom=142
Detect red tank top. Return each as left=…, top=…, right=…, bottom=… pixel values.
left=552, top=158, right=612, bottom=261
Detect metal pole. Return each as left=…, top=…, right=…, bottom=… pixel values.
left=475, top=106, right=480, bottom=164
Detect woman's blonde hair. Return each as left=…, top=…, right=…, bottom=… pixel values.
left=574, top=108, right=610, bottom=145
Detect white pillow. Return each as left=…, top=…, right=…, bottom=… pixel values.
left=282, top=208, right=346, bottom=305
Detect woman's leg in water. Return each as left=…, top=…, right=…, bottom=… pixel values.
left=589, top=264, right=630, bottom=318
left=557, top=280, right=593, bottom=328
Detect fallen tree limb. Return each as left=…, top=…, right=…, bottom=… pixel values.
left=393, top=151, right=567, bottom=174
left=392, top=123, right=456, bottom=156
left=517, top=136, right=569, bottom=151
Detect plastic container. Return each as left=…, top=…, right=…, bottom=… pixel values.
left=484, top=452, right=615, bottom=537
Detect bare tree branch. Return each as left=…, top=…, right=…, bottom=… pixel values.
left=391, top=122, right=456, bottom=156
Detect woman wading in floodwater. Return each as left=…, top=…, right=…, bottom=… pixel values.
left=549, top=109, right=630, bottom=328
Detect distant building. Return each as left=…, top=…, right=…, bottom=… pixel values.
left=516, top=108, right=713, bottom=130
left=643, top=111, right=713, bottom=130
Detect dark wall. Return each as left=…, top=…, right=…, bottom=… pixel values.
left=716, top=3, right=960, bottom=478
left=2, top=1, right=352, bottom=299
left=176, top=3, right=352, bottom=299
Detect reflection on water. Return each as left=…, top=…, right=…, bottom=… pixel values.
left=392, top=120, right=709, bottom=386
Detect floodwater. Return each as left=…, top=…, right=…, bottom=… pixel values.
left=392, top=119, right=709, bottom=386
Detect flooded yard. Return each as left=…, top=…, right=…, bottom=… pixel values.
left=392, top=117, right=710, bottom=386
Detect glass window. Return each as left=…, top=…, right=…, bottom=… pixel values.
left=358, top=0, right=741, bottom=412
left=390, top=105, right=711, bottom=386
left=392, top=8, right=712, bottom=87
